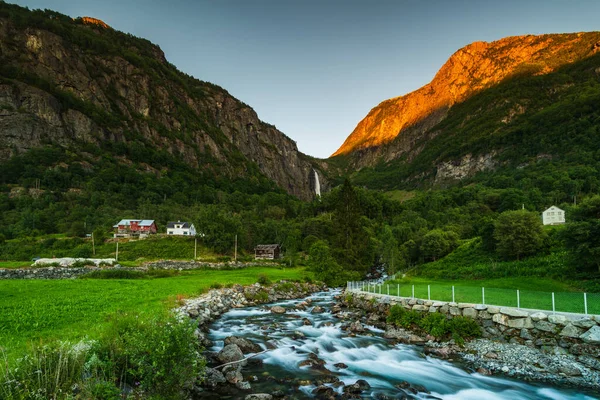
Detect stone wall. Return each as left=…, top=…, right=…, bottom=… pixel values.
left=346, top=291, right=600, bottom=359
left=0, top=265, right=141, bottom=280
left=0, top=260, right=282, bottom=280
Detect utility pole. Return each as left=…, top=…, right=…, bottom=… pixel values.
left=234, top=235, right=238, bottom=263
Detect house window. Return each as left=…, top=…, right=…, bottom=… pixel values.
left=184, top=231, right=188, bottom=235
left=168, top=232, right=172, bottom=235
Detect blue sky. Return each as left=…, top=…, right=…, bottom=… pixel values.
left=12, top=0, right=600, bottom=158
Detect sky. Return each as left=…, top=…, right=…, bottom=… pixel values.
left=11, top=0, right=600, bottom=158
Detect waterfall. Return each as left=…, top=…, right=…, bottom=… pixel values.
left=313, top=169, right=321, bottom=197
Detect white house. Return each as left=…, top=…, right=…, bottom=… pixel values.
left=542, top=206, right=566, bottom=226
left=166, top=221, right=197, bottom=236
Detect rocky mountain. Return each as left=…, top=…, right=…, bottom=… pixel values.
left=333, top=32, right=600, bottom=172
left=0, top=3, right=325, bottom=200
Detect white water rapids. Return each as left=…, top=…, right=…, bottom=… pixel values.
left=207, top=290, right=597, bottom=399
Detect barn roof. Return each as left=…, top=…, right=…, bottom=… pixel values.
left=255, top=244, right=280, bottom=250
left=543, top=206, right=564, bottom=213
left=167, top=221, right=192, bottom=228
left=113, top=219, right=155, bottom=228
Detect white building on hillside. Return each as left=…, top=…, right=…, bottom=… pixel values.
left=542, top=206, right=565, bottom=225
left=166, top=221, right=197, bottom=236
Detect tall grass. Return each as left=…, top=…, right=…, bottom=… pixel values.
left=0, top=312, right=203, bottom=399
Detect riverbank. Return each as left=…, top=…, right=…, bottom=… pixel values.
left=342, top=290, right=600, bottom=392
left=189, top=288, right=596, bottom=399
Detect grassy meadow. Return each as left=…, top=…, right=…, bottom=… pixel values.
left=0, top=266, right=311, bottom=360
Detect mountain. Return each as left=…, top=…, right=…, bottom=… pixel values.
left=0, top=3, right=325, bottom=200
left=333, top=32, right=600, bottom=172
left=342, top=39, right=600, bottom=193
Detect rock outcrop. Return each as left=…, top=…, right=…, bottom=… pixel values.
left=0, top=4, right=326, bottom=200
left=333, top=32, right=600, bottom=170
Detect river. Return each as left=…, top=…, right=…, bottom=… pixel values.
left=207, top=290, right=597, bottom=399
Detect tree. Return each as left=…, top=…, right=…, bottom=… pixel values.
left=563, top=195, right=600, bottom=273
left=421, top=229, right=459, bottom=261
left=308, top=240, right=344, bottom=286
left=493, top=210, right=544, bottom=260
left=330, top=179, right=373, bottom=275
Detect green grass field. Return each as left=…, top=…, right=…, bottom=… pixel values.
left=0, top=261, right=31, bottom=269
left=0, top=266, right=311, bottom=360
left=358, top=277, right=600, bottom=315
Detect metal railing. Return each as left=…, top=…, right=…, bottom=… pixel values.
left=347, top=281, right=599, bottom=316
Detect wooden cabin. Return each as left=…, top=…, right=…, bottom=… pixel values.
left=254, top=244, right=281, bottom=260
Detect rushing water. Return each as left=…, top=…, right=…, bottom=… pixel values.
left=207, top=290, right=597, bottom=399
left=313, top=169, right=321, bottom=197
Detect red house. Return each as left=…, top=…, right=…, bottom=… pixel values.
left=113, top=219, right=157, bottom=238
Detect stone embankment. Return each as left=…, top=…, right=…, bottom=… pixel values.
left=343, top=291, right=600, bottom=390
left=175, top=281, right=327, bottom=397
left=0, top=260, right=281, bottom=279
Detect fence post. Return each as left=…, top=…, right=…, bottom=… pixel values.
left=584, top=293, right=588, bottom=315
left=412, top=285, right=415, bottom=299
left=482, top=287, right=485, bottom=305
left=428, top=285, right=431, bottom=301
left=397, top=284, right=400, bottom=298
left=379, top=285, right=382, bottom=294
left=552, top=292, right=555, bottom=314
left=517, top=290, right=520, bottom=309
left=452, top=286, right=455, bottom=303
left=387, top=284, right=389, bottom=296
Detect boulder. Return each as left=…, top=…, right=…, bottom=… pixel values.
left=458, top=303, right=476, bottom=309
left=224, top=336, right=262, bottom=354
left=487, top=306, right=500, bottom=314
left=559, top=324, right=583, bottom=338
left=334, top=362, right=348, bottom=369
left=349, top=320, right=365, bottom=333
left=270, top=306, right=286, bottom=314
left=580, top=325, right=600, bottom=344
left=311, top=306, right=325, bottom=314
left=547, top=314, right=568, bottom=326
left=236, top=381, right=252, bottom=390
left=225, top=369, right=243, bottom=384
left=492, top=313, right=510, bottom=326
left=302, top=318, right=312, bottom=326
left=478, top=311, right=492, bottom=320
left=529, top=312, right=548, bottom=321
left=312, top=385, right=335, bottom=398
left=533, top=320, right=557, bottom=333
left=412, top=304, right=429, bottom=312
left=202, top=368, right=226, bottom=387
left=462, top=308, right=478, bottom=319
left=245, top=395, right=273, bottom=400
left=572, top=318, right=597, bottom=329
left=449, top=307, right=461, bottom=316
left=507, top=317, right=534, bottom=329
left=499, top=307, right=529, bottom=318
left=217, top=344, right=246, bottom=366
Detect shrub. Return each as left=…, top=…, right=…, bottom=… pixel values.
left=71, top=259, right=96, bottom=268
left=245, top=289, right=269, bottom=302
left=257, top=273, right=271, bottom=285
left=418, top=313, right=449, bottom=337
left=387, top=305, right=422, bottom=328
left=80, top=269, right=146, bottom=279
left=93, top=312, right=204, bottom=398
left=448, top=316, right=482, bottom=346
left=210, top=282, right=223, bottom=289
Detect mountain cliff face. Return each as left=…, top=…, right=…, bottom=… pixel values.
left=0, top=4, right=325, bottom=200
left=333, top=32, right=600, bottom=168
